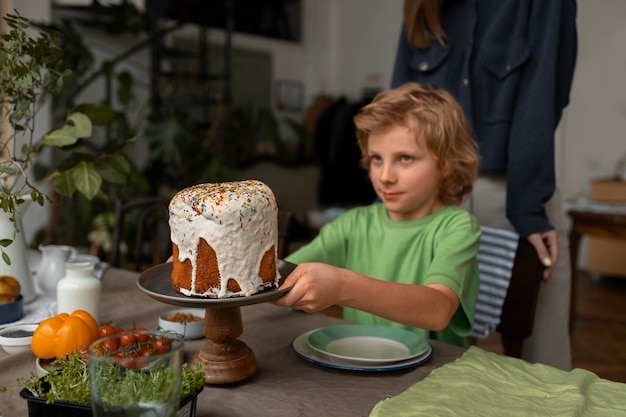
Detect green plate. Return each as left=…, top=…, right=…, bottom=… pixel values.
left=307, top=325, right=429, bottom=365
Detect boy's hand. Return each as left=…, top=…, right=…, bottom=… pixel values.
left=273, top=262, right=343, bottom=313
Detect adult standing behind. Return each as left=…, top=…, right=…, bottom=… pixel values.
left=391, top=0, right=577, bottom=370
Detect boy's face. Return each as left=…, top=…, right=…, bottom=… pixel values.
left=367, top=125, right=442, bottom=221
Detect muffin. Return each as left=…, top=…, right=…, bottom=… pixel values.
left=0, top=276, right=21, bottom=304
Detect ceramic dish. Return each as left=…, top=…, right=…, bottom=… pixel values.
left=307, top=325, right=430, bottom=365
left=35, top=357, right=58, bottom=378
left=0, top=322, right=37, bottom=354
left=137, top=260, right=295, bottom=308
left=158, top=308, right=205, bottom=339
left=0, top=294, right=24, bottom=325
left=292, top=330, right=432, bottom=372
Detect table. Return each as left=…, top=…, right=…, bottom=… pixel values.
left=567, top=209, right=626, bottom=328
left=0, top=267, right=465, bottom=417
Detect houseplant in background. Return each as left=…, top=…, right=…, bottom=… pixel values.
left=0, top=11, right=134, bottom=300
left=25, top=2, right=313, bottom=267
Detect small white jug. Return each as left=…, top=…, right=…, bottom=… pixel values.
left=36, top=245, right=77, bottom=293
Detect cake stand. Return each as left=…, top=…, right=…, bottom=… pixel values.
left=137, top=260, right=295, bottom=384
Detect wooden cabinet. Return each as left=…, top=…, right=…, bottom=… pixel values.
left=587, top=178, right=626, bottom=277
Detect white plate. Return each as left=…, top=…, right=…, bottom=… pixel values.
left=292, top=330, right=432, bottom=372
left=307, top=325, right=430, bottom=365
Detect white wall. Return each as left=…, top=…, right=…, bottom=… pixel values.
left=324, top=0, right=403, bottom=98
left=559, top=0, right=626, bottom=200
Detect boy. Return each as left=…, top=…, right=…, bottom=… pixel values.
left=274, top=82, right=481, bottom=347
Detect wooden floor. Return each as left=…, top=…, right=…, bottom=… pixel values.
left=476, top=270, right=626, bottom=383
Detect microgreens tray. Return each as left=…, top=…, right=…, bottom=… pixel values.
left=20, top=381, right=202, bottom=417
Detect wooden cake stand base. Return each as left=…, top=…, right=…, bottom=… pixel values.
left=191, top=306, right=257, bottom=384
left=137, top=260, right=296, bottom=385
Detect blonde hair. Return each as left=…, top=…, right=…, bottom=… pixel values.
left=353, top=82, right=479, bottom=205
left=403, top=0, right=445, bottom=49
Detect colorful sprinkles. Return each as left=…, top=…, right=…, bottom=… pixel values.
left=168, top=179, right=280, bottom=298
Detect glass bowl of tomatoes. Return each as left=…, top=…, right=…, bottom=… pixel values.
left=87, top=330, right=185, bottom=417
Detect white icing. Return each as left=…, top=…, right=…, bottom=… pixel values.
left=168, top=180, right=280, bottom=298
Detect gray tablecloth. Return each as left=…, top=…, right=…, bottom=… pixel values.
left=0, top=268, right=465, bottom=417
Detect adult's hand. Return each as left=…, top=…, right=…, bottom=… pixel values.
left=526, top=230, right=558, bottom=281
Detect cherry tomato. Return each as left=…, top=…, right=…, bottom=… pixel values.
left=153, top=337, right=171, bottom=354
left=92, top=338, right=119, bottom=355
left=98, top=324, right=117, bottom=338
left=103, top=338, right=120, bottom=354
left=132, top=328, right=149, bottom=343
left=135, top=346, right=152, bottom=358
left=119, top=333, right=137, bottom=346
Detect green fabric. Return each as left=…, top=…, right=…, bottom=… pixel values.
left=369, top=346, right=626, bottom=417
left=286, top=204, right=480, bottom=347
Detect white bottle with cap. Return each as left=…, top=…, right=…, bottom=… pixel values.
left=56, top=259, right=101, bottom=323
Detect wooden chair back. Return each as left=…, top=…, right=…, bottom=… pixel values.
left=110, top=197, right=171, bottom=271
left=277, top=208, right=293, bottom=259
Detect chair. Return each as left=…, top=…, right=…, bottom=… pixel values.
left=277, top=208, right=293, bottom=259
left=110, top=196, right=172, bottom=271
left=473, top=227, right=544, bottom=358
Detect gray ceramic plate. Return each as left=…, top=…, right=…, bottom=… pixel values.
left=137, top=260, right=295, bottom=308
left=293, top=330, right=433, bottom=372
left=307, top=325, right=430, bottom=365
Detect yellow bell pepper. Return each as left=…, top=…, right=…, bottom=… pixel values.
left=31, top=310, right=99, bottom=360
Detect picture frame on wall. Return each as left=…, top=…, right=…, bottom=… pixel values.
left=275, top=80, right=303, bottom=113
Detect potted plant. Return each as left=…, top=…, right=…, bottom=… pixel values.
left=0, top=11, right=134, bottom=297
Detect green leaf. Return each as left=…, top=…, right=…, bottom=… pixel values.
left=144, top=118, right=187, bottom=164
left=56, top=153, right=96, bottom=172
left=2, top=252, right=10, bottom=265
left=107, top=153, right=130, bottom=174
left=72, top=103, right=116, bottom=125
left=41, top=113, right=93, bottom=147
left=52, top=171, right=77, bottom=197
left=96, top=160, right=129, bottom=185
left=70, top=161, right=102, bottom=200
left=0, top=165, right=18, bottom=175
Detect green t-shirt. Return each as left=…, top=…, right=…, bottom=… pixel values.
left=286, top=204, right=480, bottom=347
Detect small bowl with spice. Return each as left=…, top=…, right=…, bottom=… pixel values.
left=158, top=308, right=205, bottom=340
left=0, top=323, right=37, bottom=354
left=35, top=357, right=58, bottom=378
